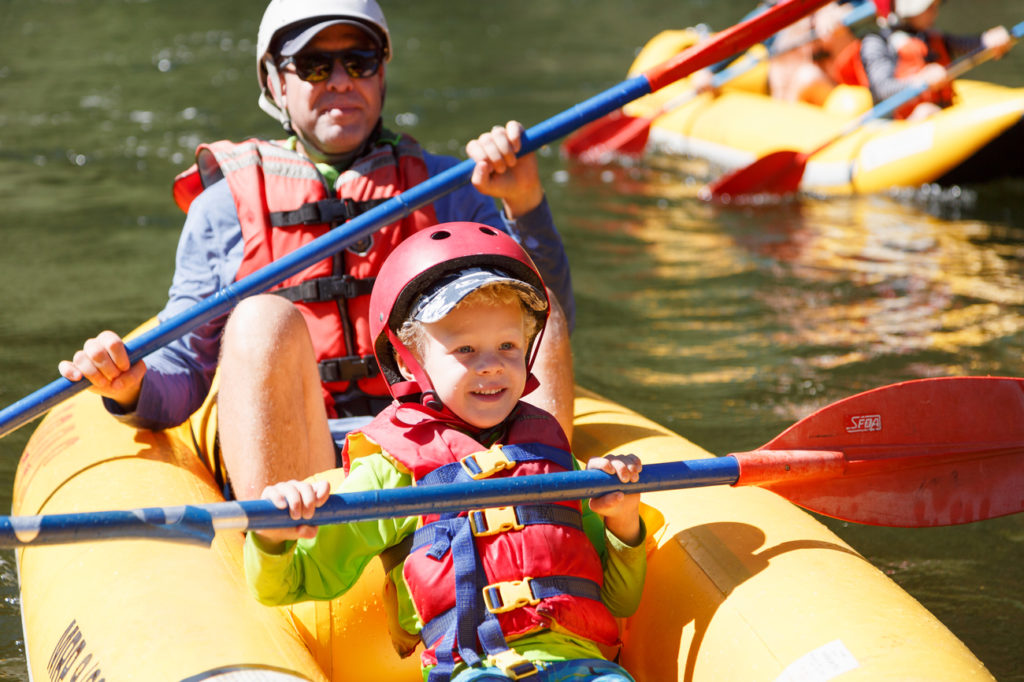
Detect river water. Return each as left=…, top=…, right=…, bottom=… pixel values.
left=1, top=0, right=1023, bottom=679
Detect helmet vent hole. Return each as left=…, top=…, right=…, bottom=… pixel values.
left=429, top=230, right=451, bottom=240
left=478, top=226, right=498, bottom=236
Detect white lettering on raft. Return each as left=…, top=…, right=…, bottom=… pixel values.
left=774, top=639, right=859, bottom=682
left=846, top=414, right=881, bottom=433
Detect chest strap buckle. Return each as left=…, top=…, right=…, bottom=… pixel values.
left=469, top=507, right=524, bottom=537
left=483, top=578, right=540, bottom=615
left=461, top=445, right=515, bottom=480
left=270, top=197, right=360, bottom=227
left=487, top=649, right=539, bottom=680
left=275, top=275, right=375, bottom=303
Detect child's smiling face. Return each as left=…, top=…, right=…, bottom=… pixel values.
left=413, top=298, right=529, bottom=429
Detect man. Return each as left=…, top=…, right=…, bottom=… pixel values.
left=58, top=0, right=576, bottom=500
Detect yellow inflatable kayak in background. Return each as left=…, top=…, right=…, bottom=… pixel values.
left=624, top=30, right=1024, bottom=196
left=14, top=385, right=996, bottom=681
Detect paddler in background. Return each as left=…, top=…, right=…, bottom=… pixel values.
left=57, top=0, right=577, bottom=500
left=767, top=1, right=869, bottom=105
left=858, top=0, right=1012, bottom=120
left=685, top=1, right=875, bottom=105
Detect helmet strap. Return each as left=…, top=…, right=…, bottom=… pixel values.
left=386, top=327, right=442, bottom=409
left=261, top=57, right=293, bottom=133
left=521, top=372, right=540, bottom=398
left=524, top=315, right=547, bottom=380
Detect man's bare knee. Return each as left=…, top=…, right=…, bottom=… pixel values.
left=223, top=294, right=309, bottom=361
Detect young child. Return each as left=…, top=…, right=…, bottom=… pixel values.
left=859, top=0, right=1011, bottom=119
left=244, top=222, right=645, bottom=682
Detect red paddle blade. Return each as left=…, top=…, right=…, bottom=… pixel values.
left=749, top=377, right=1024, bottom=527
left=592, top=115, right=652, bottom=159
left=699, top=150, right=806, bottom=202
left=561, top=109, right=650, bottom=162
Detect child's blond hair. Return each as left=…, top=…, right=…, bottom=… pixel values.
left=397, top=282, right=541, bottom=359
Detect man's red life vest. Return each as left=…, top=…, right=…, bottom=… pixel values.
left=343, top=402, right=621, bottom=676
left=888, top=28, right=954, bottom=118
left=171, top=132, right=438, bottom=416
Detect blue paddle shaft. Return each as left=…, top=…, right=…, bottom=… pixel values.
left=0, top=458, right=741, bottom=548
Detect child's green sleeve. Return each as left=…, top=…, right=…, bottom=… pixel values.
left=244, top=454, right=417, bottom=605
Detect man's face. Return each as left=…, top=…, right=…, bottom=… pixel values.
left=906, top=1, right=940, bottom=30
left=277, top=24, right=385, bottom=160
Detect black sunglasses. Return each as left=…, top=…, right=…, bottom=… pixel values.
left=279, top=49, right=383, bottom=82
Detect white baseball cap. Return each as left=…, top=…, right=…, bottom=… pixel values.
left=893, top=0, right=939, bottom=19
left=256, top=0, right=391, bottom=125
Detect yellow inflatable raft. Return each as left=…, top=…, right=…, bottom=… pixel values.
left=623, top=30, right=1024, bottom=195
left=14, top=384, right=996, bottom=681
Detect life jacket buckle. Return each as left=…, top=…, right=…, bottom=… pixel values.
left=296, top=201, right=326, bottom=225
left=313, top=275, right=354, bottom=300
left=317, top=355, right=378, bottom=383
left=312, top=198, right=358, bottom=225
left=487, top=649, right=539, bottom=679
left=469, top=507, right=524, bottom=537
left=483, top=578, right=540, bottom=615
left=461, top=445, right=514, bottom=480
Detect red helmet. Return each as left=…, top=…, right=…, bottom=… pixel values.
left=369, top=222, right=550, bottom=403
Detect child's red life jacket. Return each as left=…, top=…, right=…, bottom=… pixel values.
left=345, top=401, right=621, bottom=680
left=172, top=132, right=438, bottom=415
left=888, top=28, right=955, bottom=118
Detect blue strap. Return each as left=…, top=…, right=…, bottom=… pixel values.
left=423, top=518, right=517, bottom=681
left=428, top=516, right=484, bottom=682
left=429, top=623, right=459, bottom=682
left=452, top=518, right=485, bottom=668
left=473, top=443, right=575, bottom=476
left=481, top=575, right=603, bottom=614
left=474, top=597, right=511, bottom=658
left=421, top=607, right=457, bottom=649
left=421, top=575, right=604, bottom=647
left=528, top=575, right=602, bottom=603
left=412, top=504, right=583, bottom=556
left=419, top=461, right=469, bottom=487
left=467, top=504, right=582, bottom=536
left=412, top=518, right=462, bottom=559
left=418, top=443, right=576, bottom=489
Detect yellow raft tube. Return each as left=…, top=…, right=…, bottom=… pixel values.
left=622, top=30, right=1024, bottom=195
left=14, top=384, right=996, bottom=681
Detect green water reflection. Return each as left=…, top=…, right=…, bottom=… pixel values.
left=2, top=0, right=1023, bottom=679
